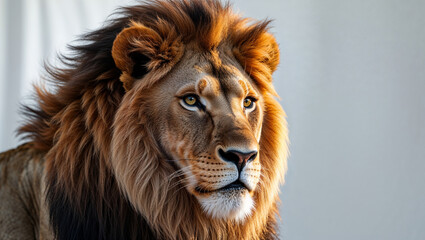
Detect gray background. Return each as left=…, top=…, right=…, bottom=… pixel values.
left=1, top=0, right=424, bottom=239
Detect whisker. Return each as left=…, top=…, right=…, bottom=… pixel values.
left=166, top=181, right=193, bottom=204
left=157, top=165, right=193, bottom=190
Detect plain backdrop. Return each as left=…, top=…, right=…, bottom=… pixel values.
left=1, top=0, right=425, bottom=239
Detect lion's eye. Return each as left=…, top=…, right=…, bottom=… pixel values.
left=180, top=94, right=205, bottom=111
left=184, top=95, right=198, bottom=106
left=243, top=97, right=256, bottom=109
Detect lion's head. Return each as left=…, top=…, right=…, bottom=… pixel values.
left=20, top=0, right=288, bottom=239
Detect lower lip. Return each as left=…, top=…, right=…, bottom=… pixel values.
left=221, top=183, right=247, bottom=191
left=220, top=186, right=247, bottom=193
left=195, top=184, right=248, bottom=194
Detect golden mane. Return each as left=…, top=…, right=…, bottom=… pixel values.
left=18, top=0, right=288, bottom=239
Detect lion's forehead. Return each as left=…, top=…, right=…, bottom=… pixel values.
left=195, top=62, right=253, bottom=94
left=163, top=47, right=260, bottom=106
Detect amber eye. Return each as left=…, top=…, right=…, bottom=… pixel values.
left=243, top=97, right=255, bottom=109
left=184, top=95, right=198, bottom=106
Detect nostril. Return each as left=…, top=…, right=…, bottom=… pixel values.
left=247, top=151, right=258, bottom=162
left=218, top=148, right=240, bottom=164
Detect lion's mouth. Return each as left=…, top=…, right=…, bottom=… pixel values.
left=195, top=180, right=248, bottom=194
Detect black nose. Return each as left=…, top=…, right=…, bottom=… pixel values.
left=218, top=148, right=258, bottom=172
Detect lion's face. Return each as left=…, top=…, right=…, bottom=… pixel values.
left=110, top=12, right=285, bottom=233
left=145, top=48, right=264, bottom=221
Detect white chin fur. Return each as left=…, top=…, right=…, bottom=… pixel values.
left=198, top=189, right=254, bottom=222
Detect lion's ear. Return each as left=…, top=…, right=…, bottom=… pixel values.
left=232, top=23, right=280, bottom=93
left=233, top=28, right=280, bottom=74
left=112, top=22, right=183, bottom=91
left=262, top=33, right=280, bottom=73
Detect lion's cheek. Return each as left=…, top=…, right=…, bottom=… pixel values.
left=161, top=129, right=192, bottom=164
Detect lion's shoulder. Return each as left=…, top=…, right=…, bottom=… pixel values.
left=0, top=143, right=48, bottom=239
left=0, top=143, right=43, bottom=184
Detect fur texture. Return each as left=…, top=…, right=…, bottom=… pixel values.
left=8, top=0, right=290, bottom=239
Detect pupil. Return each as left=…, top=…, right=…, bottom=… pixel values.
left=187, top=96, right=195, bottom=104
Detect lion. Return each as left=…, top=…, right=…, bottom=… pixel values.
left=0, top=0, right=288, bottom=239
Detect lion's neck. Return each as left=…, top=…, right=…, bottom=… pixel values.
left=46, top=160, right=277, bottom=240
